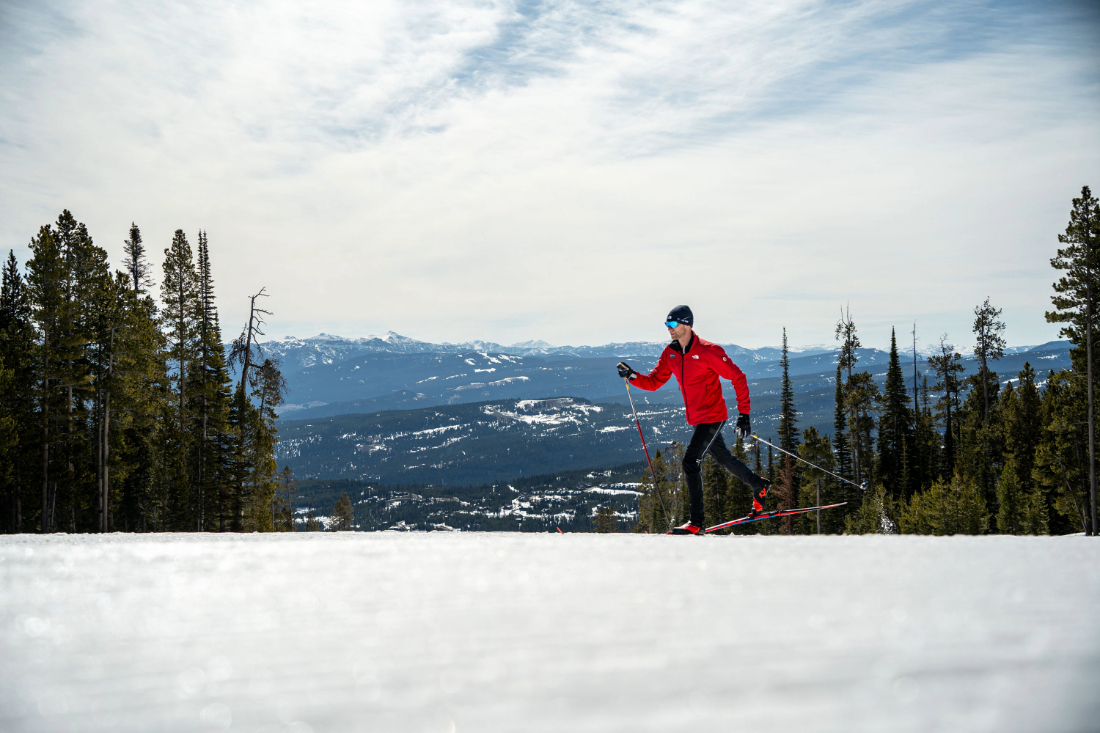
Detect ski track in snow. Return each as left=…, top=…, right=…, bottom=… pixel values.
left=1, top=534, right=1098, bottom=732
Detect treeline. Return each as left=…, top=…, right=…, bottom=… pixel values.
left=636, top=186, right=1099, bottom=536
left=0, top=210, right=293, bottom=534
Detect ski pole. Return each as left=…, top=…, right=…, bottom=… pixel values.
left=624, top=379, right=673, bottom=532
left=751, top=434, right=868, bottom=492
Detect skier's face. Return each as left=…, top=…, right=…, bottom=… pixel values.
left=667, top=322, right=690, bottom=341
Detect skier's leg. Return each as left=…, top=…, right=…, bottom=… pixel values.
left=707, top=430, right=768, bottom=514
left=681, top=423, right=717, bottom=527
left=706, top=431, right=766, bottom=489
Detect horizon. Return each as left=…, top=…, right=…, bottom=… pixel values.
left=256, top=329, right=1069, bottom=356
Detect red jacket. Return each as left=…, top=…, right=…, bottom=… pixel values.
left=630, top=333, right=750, bottom=426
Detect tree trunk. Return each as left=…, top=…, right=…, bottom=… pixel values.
left=41, top=370, right=49, bottom=534
left=101, top=395, right=110, bottom=533
left=980, top=356, right=989, bottom=425
left=816, top=478, right=821, bottom=535
left=1088, top=261, right=1095, bottom=536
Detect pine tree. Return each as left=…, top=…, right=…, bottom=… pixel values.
left=1002, top=364, right=1042, bottom=494
left=797, top=427, right=840, bottom=533
left=189, top=231, right=232, bottom=530
left=911, top=375, right=941, bottom=492
left=1031, top=370, right=1087, bottom=534
left=877, top=328, right=912, bottom=498
left=1046, top=185, right=1099, bottom=535
left=160, top=229, right=200, bottom=529
left=897, top=475, right=989, bottom=535
left=594, top=504, right=616, bottom=533
left=832, top=362, right=852, bottom=481
left=845, top=371, right=879, bottom=488
left=242, top=358, right=285, bottom=531
left=956, top=368, right=1003, bottom=508
left=332, top=492, right=356, bottom=531
left=996, top=459, right=1025, bottom=534
left=835, top=306, right=867, bottom=484
left=778, top=328, right=799, bottom=454
left=973, top=298, right=1006, bottom=426
left=122, top=223, right=153, bottom=294
left=0, top=251, right=38, bottom=532
left=26, top=220, right=74, bottom=532
left=929, top=336, right=965, bottom=479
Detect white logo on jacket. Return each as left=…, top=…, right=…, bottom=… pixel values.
left=692, top=355, right=699, bottom=359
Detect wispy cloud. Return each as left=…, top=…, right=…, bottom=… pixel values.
left=1, top=1, right=1097, bottom=348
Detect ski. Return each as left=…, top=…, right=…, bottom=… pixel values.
left=703, top=502, right=847, bottom=533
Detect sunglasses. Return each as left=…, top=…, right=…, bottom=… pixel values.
left=665, top=321, right=683, bottom=329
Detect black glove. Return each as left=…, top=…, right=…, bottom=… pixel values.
left=735, top=413, right=751, bottom=441
left=617, top=362, right=636, bottom=380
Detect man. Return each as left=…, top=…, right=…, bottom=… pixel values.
left=616, top=305, right=768, bottom=535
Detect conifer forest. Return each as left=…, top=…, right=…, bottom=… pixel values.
left=1, top=186, right=1097, bottom=537
left=0, top=211, right=289, bottom=534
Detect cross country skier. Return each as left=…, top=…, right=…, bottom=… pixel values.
left=616, top=305, right=769, bottom=535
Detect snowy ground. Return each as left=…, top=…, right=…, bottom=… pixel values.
left=2, top=534, right=1097, bottom=733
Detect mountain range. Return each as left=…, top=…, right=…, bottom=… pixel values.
left=258, top=333, right=1070, bottom=420
left=264, top=333, right=1072, bottom=487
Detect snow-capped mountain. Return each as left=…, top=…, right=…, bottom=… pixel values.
left=256, top=332, right=838, bottom=376
left=255, top=333, right=1071, bottom=425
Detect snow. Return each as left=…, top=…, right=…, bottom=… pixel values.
left=2, top=535, right=1097, bottom=732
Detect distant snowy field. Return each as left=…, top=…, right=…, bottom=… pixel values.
left=2, top=534, right=1097, bottom=733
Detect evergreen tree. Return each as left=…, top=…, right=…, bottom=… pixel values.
left=796, top=427, right=839, bottom=533
left=160, top=229, right=200, bottom=529
left=877, top=328, right=912, bottom=498
left=845, top=371, right=879, bottom=488
left=122, top=222, right=153, bottom=294
left=113, top=267, right=169, bottom=532
left=332, top=491, right=355, bottom=531
left=27, top=218, right=79, bottom=532
left=778, top=328, right=799, bottom=454
left=594, top=504, right=616, bottom=533
left=279, top=465, right=298, bottom=531
left=189, top=231, right=232, bottom=530
left=973, top=297, right=1006, bottom=426
left=835, top=306, right=870, bottom=485
left=929, top=336, right=965, bottom=479
left=242, top=358, right=286, bottom=531
left=897, top=475, right=989, bottom=536
left=911, top=375, right=941, bottom=492
left=996, top=459, right=1026, bottom=534
left=1046, top=185, right=1099, bottom=534
left=832, top=362, right=852, bottom=481
left=0, top=252, right=38, bottom=532
left=1032, top=370, right=1090, bottom=534
left=1002, top=364, right=1042, bottom=495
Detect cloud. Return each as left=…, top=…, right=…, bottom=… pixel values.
left=0, top=0, right=1098, bottom=349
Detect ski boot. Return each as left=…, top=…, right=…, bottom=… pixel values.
left=669, top=521, right=703, bottom=535
left=748, top=483, right=768, bottom=518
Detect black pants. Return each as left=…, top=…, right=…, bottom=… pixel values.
left=683, top=421, right=766, bottom=526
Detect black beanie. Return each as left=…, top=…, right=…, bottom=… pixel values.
left=666, top=305, right=693, bottom=327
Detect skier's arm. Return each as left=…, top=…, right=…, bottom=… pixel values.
left=708, top=349, right=751, bottom=414
left=628, top=354, right=672, bottom=392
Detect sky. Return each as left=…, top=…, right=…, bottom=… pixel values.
left=1, top=0, right=1098, bottom=350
